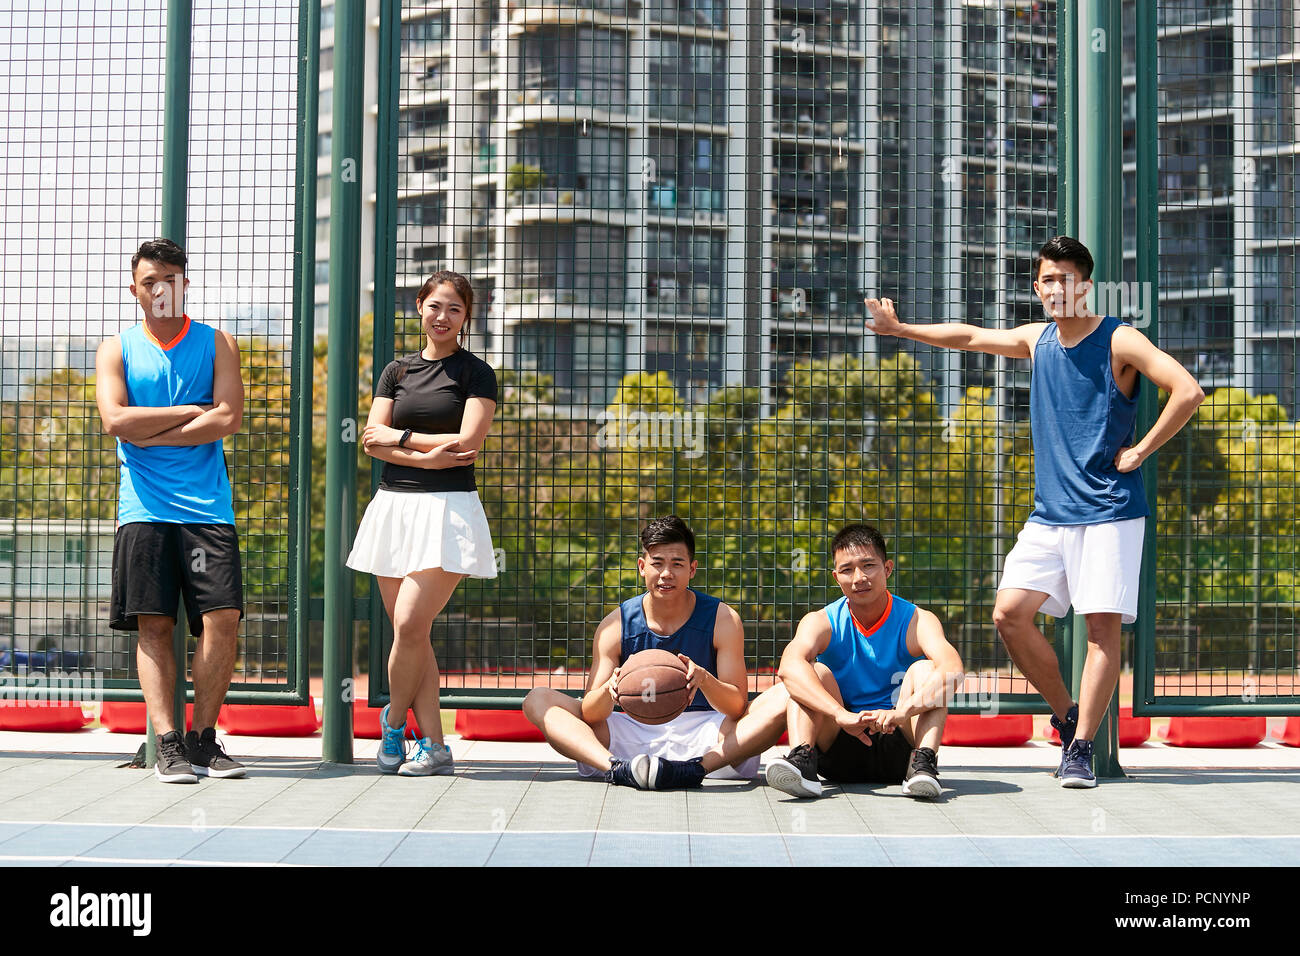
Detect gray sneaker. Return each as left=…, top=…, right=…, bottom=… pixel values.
left=376, top=703, right=408, bottom=774
left=398, top=737, right=454, bottom=776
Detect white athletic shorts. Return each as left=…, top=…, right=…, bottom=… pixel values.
left=576, top=710, right=760, bottom=781
left=997, top=517, right=1146, bottom=624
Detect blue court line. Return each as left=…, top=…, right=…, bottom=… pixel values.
left=1, top=821, right=1298, bottom=867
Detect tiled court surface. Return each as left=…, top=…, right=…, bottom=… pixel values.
left=0, top=733, right=1297, bottom=866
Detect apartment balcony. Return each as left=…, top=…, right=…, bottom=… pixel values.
left=1157, top=160, right=1233, bottom=204
left=1158, top=85, right=1233, bottom=115
left=397, top=169, right=451, bottom=196
left=644, top=184, right=726, bottom=223
left=1158, top=0, right=1231, bottom=31
left=1159, top=259, right=1235, bottom=292
left=507, top=0, right=637, bottom=25
left=646, top=0, right=726, bottom=31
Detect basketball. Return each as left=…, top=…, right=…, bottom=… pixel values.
left=616, top=649, right=691, bottom=725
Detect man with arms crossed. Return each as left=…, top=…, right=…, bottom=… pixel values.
left=865, top=235, right=1204, bottom=786
left=764, top=523, right=965, bottom=799
left=96, top=238, right=246, bottom=783
left=524, top=515, right=786, bottom=790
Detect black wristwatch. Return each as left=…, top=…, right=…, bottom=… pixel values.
left=398, top=428, right=412, bottom=448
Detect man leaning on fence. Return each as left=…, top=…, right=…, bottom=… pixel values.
left=95, top=238, right=247, bottom=784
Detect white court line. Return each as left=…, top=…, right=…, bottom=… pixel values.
left=0, top=854, right=306, bottom=866
left=0, top=820, right=1296, bottom=840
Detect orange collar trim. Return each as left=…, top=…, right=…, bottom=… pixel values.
left=848, top=591, right=893, bottom=639
left=143, top=315, right=191, bottom=351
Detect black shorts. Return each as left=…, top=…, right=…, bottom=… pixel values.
left=817, top=728, right=914, bottom=785
left=110, top=522, right=243, bottom=636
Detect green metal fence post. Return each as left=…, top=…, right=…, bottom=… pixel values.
left=149, top=0, right=193, bottom=770
left=368, top=0, right=400, bottom=702
left=322, top=0, right=367, bottom=762
left=290, top=1, right=321, bottom=714
left=1132, top=0, right=1161, bottom=719
left=1074, top=0, right=1124, bottom=777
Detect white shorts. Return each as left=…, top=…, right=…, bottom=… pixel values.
left=997, top=517, right=1145, bottom=624
left=576, top=710, right=760, bottom=781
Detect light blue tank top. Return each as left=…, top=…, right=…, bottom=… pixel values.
left=117, top=318, right=235, bottom=525
left=1028, top=316, right=1149, bottom=526
left=620, top=589, right=721, bottom=713
left=817, top=593, right=922, bottom=712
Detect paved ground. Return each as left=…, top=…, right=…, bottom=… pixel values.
left=0, top=728, right=1297, bottom=866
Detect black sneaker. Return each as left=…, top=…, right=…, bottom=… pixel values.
left=155, top=730, right=198, bottom=784
left=645, top=755, right=707, bottom=791
left=765, top=744, right=822, bottom=798
left=604, top=755, right=650, bottom=789
left=901, top=747, right=941, bottom=798
left=1051, top=703, right=1079, bottom=777
left=185, top=727, right=246, bottom=779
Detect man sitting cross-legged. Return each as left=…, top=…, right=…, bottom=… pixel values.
left=522, top=515, right=789, bottom=790
left=763, top=523, right=966, bottom=799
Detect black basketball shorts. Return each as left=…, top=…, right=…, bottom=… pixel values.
left=816, top=727, right=915, bottom=784
left=110, top=522, right=244, bottom=636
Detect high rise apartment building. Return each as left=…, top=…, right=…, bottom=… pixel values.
left=315, top=1, right=1300, bottom=416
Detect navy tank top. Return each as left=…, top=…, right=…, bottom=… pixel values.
left=1028, top=316, right=1149, bottom=525
left=619, top=589, right=721, bottom=713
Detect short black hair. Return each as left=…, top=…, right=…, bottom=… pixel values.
left=640, top=515, right=695, bottom=560
left=1033, top=235, right=1093, bottom=282
left=132, top=238, right=187, bottom=276
left=830, top=523, right=889, bottom=564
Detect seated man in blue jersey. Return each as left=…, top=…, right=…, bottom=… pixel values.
left=523, top=515, right=786, bottom=790
left=95, top=238, right=246, bottom=784
left=762, top=523, right=965, bottom=799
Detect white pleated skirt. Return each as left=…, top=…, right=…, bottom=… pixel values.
left=346, top=488, right=498, bottom=579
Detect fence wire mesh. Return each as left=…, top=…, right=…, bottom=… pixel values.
left=0, top=1, right=306, bottom=698
left=368, top=0, right=1068, bottom=709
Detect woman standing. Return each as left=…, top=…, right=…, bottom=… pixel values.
left=347, top=271, right=498, bottom=775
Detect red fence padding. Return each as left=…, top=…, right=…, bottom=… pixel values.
left=217, top=702, right=319, bottom=737
left=100, top=701, right=194, bottom=734
left=941, top=713, right=1033, bottom=746
left=1045, top=707, right=1151, bottom=747
left=353, top=700, right=422, bottom=740
left=454, top=708, right=545, bottom=742
left=1272, top=716, right=1300, bottom=747
left=0, top=702, right=90, bottom=732
left=1159, top=716, right=1267, bottom=748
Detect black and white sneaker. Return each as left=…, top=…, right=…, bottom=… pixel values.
left=185, top=728, right=246, bottom=779
left=765, top=744, right=823, bottom=798
left=155, top=730, right=198, bottom=784
left=901, top=747, right=941, bottom=798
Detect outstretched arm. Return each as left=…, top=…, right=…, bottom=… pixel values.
left=1111, top=326, right=1206, bottom=473
left=865, top=297, right=1044, bottom=359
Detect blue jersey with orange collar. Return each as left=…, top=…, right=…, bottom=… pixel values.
left=817, top=592, right=922, bottom=711
left=116, top=317, right=235, bottom=525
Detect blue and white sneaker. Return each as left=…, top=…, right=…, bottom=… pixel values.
left=1051, top=703, right=1079, bottom=777
left=399, top=737, right=454, bottom=776
left=1059, top=739, right=1097, bottom=789
left=376, top=704, right=408, bottom=774
left=645, top=755, right=707, bottom=791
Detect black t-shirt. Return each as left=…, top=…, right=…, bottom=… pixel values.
left=375, top=348, right=498, bottom=493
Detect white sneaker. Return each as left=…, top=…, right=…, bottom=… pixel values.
left=398, top=738, right=454, bottom=776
